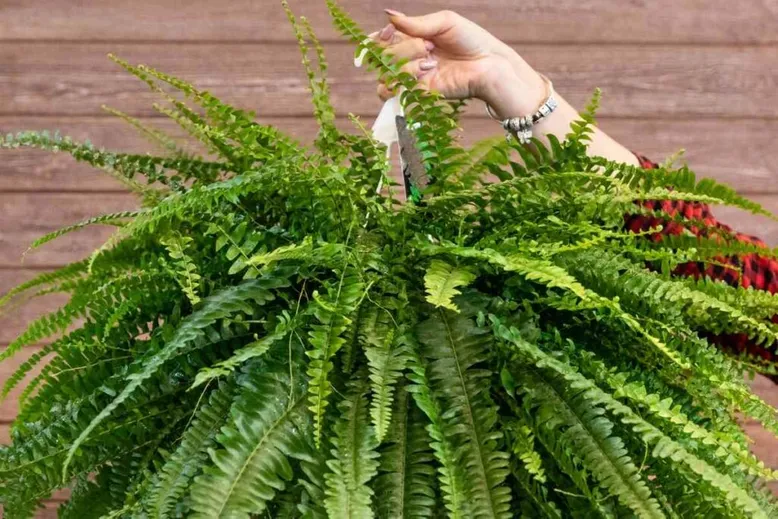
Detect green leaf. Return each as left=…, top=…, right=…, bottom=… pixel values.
left=373, top=384, right=437, bottom=518
left=306, top=271, right=365, bottom=447
left=150, top=379, right=236, bottom=517
left=62, top=275, right=290, bottom=479
left=417, top=310, right=512, bottom=518
left=324, top=375, right=380, bottom=518
left=423, top=259, right=476, bottom=312
left=189, top=360, right=310, bottom=518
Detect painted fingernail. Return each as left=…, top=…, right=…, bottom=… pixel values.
left=379, top=23, right=395, bottom=41
left=419, top=59, right=438, bottom=71
left=424, top=40, right=435, bottom=51
left=384, top=9, right=404, bottom=17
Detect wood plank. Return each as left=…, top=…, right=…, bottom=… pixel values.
left=0, top=193, right=138, bottom=267
left=2, top=43, right=777, bottom=118
left=0, top=0, right=775, bottom=44
left=2, top=116, right=777, bottom=194
left=0, top=269, right=70, bottom=344
left=712, top=196, right=778, bottom=246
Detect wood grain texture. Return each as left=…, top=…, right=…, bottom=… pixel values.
left=712, top=196, right=778, bottom=245
left=0, top=193, right=137, bottom=267
left=2, top=116, right=778, bottom=194
left=0, top=269, right=70, bottom=344
left=0, top=0, right=776, bottom=44
left=2, top=43, right=777, bottom=118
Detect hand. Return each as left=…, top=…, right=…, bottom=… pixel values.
left=373, top=9, right=547, bottom=117
left=371, top=9, right=641, bottom=166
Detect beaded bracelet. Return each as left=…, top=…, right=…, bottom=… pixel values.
left=485, top=74, right=558, bottom=144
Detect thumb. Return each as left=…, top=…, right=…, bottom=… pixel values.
left=385, top=9, right=458, bottom=39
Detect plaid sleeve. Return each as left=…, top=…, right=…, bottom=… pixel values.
left=627, top=153, right=778, bottom=369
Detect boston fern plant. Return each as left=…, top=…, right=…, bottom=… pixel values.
left=3, top=2, right=778, bottom=518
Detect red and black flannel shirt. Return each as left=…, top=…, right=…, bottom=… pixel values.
left=626, top=154, right=778, bottom=367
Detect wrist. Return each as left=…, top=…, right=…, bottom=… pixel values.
left=478, top=59, right=547, bottom=119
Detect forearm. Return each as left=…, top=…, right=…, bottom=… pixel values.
left=482, top=48, right=640, bottom=166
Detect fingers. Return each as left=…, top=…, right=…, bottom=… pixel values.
left=370, top=24, right=434, bottom=73
left=368, top=17, right=440, bottom=102
left=385, top=9, right=459, bottom=39
left=385, top=37, right=434, bottom=63
left=370, top=23, right=433, bottom=58
left=376, top=57, right=439, bottom=100
left=368, top=23, right=405, bottom=46
left=377, top=83, right=394, bottom=101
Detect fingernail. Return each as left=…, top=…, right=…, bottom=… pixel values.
left=419, top=59, right=438, bottom=71
left=424, top=40, right=435, bottom=51
left=368, top=31, right=379, bottom=39
left=379, top=23, right=395, bottom=41
left=384, top=8, right=404, bottom=17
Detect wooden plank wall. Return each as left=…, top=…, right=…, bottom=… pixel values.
left=1, top=1, right=777, bottom=515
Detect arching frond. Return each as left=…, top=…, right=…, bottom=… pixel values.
left=418, top=310, right=512, bottom=518
left=150, top=379, right=236, bottom=517
left=306, top=271, right=365, bottom=446
left=324, top=375, right=380, bottom=518
left=189, top=361, right=310, bottom=518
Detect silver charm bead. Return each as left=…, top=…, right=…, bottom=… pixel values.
left=484, top=73, right=557, bottom=145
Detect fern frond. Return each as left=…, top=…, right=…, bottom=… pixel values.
left=424, top=259, right=476, bottom=313
left=102, top=105, right=191, bottom=158
left=306, top=270, right=365, bottom=446
left=373, top=384, right=437, bottom=518
left=0, top=131, right=230, bottom=189
left=363, top=306, right=412, bottom=443
left=326, top=0, right=467, bottom=187
left=324, top=374, right=380, bottom=518
left=406, top=342, right=470, bottom=518
left=0, top=300, right=88, bottom=363
left=1, top=341, right=57, bottom=399
left=150, top=379, right=236, bottom=517
left=62, top=274, right=291, bottom=478
left=282, top=1, right=341, bottom=157
left=161, top=232, right=203, bottom=305
left=189, top=360, right=309, bottom=518
left=191, top=311, right=298, bottom=388
left=495, top=323, right=775, bottom=519
left=597, top=157, right=777, bottom=220
left=512, top=364, right=664, bottom=518
left=28, top=210, right=141, bottom=251
left=0, top=261, right=87, bottom=312
left=418, top=310, right=512, bottom=518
